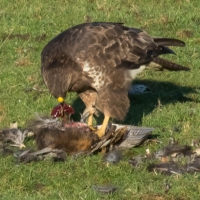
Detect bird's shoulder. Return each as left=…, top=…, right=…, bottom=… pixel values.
left=41, top=22, right=157, bottom=70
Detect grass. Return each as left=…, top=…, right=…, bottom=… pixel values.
left=0, top=0, right=200, bottom=199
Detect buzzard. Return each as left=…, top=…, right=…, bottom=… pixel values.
left=41, top=22, right=189, bottom=137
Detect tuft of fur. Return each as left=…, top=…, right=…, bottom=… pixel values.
left=34, top=127, right=99, bottom=154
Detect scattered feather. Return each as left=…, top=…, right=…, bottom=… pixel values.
left=154, top=144, right=193, bottom=159
left=0, top=128, right=29, bottom=148
left=103, top=150, right=123, bottom=163
left=92, top=184, right=118, bottom=194
left=113, top=124, right=154, bottom=149
left=191, top=139, right=200, bottom=147
left=149, top=156, right=200, bottom=175
left=129, top=141, right=200, bottom=176
left=164, top=182, right=171, bottom=194
left=185, top=157, right=200, bottom=174
left=129, top=155, right=147, bottom=167
left=14, top=148, right=66, bottom=164
left=0, top=141, right=14, bottom=156
left=148, top=162, right=184, bottom=176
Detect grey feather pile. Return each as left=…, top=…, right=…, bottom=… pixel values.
left=130, top=141, right=200, bottom=175
left=0, top=128, right=31, bottom=149
left=103, top=150, right=123, bottom=163
left=14, top=148, right=66, bottom=164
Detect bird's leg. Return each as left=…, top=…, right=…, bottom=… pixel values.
left=87, top=114, right=93, bottom=127
left=79, top=90, right=97, bottom=125
left=95, top=115, right=110, bottom=138
left=88, top=114, right=97, bottom=131
left=82, top=106, right=96, bottom=130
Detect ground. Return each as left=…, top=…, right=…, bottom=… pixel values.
left=0, top=0, right=200, bottom=199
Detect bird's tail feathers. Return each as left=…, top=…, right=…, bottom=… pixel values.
left=153, top=38, right=185, bottom=47
left=147, top=57, right=190, bottom=71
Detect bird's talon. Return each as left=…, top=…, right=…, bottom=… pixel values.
left=95, top=129, right=105, bottom=138
left=89, top=126, right=97, bottom=131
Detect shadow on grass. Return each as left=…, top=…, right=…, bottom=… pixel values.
left=71, top=79, right=198, bottom=125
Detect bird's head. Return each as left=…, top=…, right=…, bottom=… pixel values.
left=51, top=97, right=75, bottom=120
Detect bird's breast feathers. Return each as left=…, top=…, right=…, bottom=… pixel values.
left=81, top=59, right=146, bottom=91
left=82, top=61, right=106, bottom=90
left=127, top=65, right=146, bottom=79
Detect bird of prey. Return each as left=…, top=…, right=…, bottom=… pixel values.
left=41, top=22, right=189, bottom=137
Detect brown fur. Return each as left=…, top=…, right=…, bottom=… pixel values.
left=34, top=127, right=99, bottom=154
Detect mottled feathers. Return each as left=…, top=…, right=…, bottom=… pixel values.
left=41, top=22, right=189, bottom=121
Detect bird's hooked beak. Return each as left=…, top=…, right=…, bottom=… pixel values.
left=51, top=97, right=75, bottom=119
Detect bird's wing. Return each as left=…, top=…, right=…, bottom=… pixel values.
left=67, top=22, right=157, bottom=69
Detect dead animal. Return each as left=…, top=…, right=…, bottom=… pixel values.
left=27, top=115, right=153, bottom=155
left=31, top=125, right=99, bottom=155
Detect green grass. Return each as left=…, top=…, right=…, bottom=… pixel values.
left=0, top=0, right=200, bottom=199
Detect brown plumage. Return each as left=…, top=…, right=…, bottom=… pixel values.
left=41, top=22, right=189, bottom=137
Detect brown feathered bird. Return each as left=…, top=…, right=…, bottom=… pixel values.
left=41, top=22, right=189, bottom=137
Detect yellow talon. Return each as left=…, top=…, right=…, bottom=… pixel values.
left=87, top=114, right=94, bottom=127
left=95, top=115, right=110, bottom=138
left=89, top=125, right=97, bottom=131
